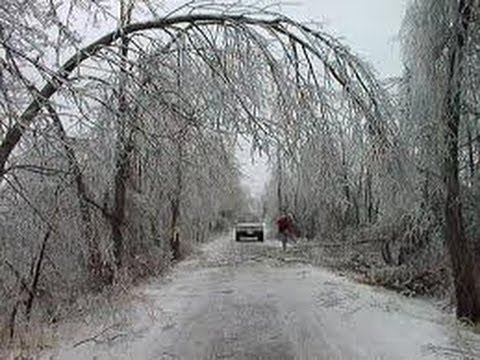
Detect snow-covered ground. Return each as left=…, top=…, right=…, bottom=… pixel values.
left=42, top=235, right=480, bottom=359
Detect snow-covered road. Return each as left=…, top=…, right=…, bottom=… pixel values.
left=45, top=235, right=480, bottom=359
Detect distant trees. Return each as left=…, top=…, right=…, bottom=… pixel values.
left=266, top=0, right=480, bottom=323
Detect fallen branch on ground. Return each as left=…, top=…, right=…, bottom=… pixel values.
left=72, top=323, right=126, bottom=348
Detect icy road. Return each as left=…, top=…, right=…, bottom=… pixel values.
left=46, top=235, right=480, bottom=359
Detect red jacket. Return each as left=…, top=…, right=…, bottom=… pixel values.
left=277, top=215, right=295, bottom=235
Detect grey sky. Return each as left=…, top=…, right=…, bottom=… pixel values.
left=284, top=0, right=408, bottom=78
left=161, top=0, right=408, bottom=77
left=239, top=0, right=409, bottom=198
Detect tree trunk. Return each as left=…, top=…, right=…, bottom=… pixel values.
left=467, top=122, right=475, bottom=181
left=365, top=168, right=374, bottom=223
left=170, top=198, right=181, bottom=260
left=47, top=105, right=104, bottom=278
left=25, top=229, right=50, bottom=320
left=277, top=147, right=283, bottom=214
left=356, top=164, right=363, bottom=225
left=444, top=0, right=480, bottom=322
left=170, top=139, right=184, bottom=261
left=111, top=139, right=131, bottom=267
left=340, top=129, right=353, bottom=225
left=111, top=3, right=134, bottom=268
left=476, top=125, right=480, bottom=173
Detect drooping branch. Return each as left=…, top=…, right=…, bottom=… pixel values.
left=0, top=12, right=388, bottom=182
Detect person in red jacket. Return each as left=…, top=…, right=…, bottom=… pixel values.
left=276, top=213, right=296, bottom=251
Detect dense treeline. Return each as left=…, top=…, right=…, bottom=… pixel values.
left=267, top=0, right=480, bottom=322
left=1, top=0, right=479, bottom=348
left=0, top=0, right=249, bottom=340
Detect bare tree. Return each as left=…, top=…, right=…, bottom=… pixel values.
left=0, top=1, right=409, bottom=341
left=401, top=0, right=480, bottom=322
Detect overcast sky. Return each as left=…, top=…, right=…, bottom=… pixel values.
left=237, top=0, right=409, bottom=198
left=284, top=0, right=408, bottom=78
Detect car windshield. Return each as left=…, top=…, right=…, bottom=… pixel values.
left=237, top=214, right=261, bottom=223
